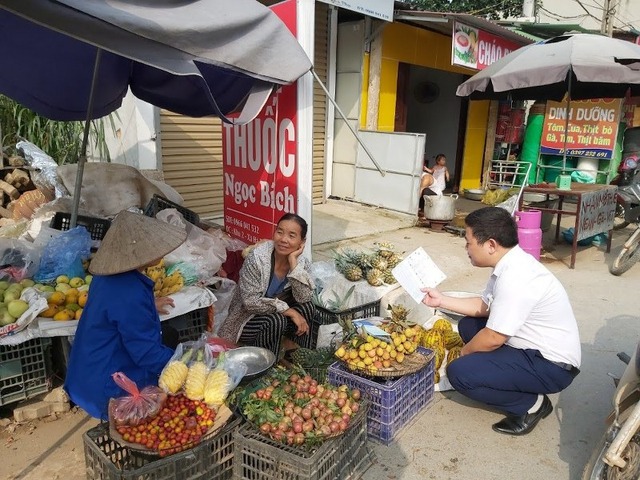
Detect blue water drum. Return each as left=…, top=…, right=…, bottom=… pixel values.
left=515, top=210, right=542, bottom=260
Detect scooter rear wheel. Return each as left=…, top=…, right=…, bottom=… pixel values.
left=610, top=228, right=640, bottom=276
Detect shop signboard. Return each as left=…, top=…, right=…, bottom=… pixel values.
left=317, top=0, right=394, bottom=21
left=540, top=98, right=622, bottom=159
left=451, top=21, right=521, bottom=71
left=222, top=0, right=298, bottom=243
left=577, top=186, right=617, bottom=241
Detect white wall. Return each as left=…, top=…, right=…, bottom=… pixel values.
left=90, top=91, right=159, bottom=170
left=537, top=0, right=639, bottom=31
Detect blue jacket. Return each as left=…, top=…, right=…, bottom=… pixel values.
left=64, top=270, right=173, bottom=420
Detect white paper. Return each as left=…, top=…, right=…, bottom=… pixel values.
left=391, top=247, right=447, bottom=304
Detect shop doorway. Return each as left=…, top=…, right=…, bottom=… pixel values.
left=398, top=63, right=467, bottom=191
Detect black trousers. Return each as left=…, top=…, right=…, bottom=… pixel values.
left=239, top=301, right=316, bottom=356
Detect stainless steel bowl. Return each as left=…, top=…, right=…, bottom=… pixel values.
left=437, top=291, right=482, bottom=322
left=226, top=346, right=276, bottom=377
left=464, top=189, right=485, bottom=201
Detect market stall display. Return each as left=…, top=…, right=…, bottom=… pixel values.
left=231, top=366, right=373, bottom=480
left=84, top=415, right=241, bottom=480
left=327, top=350, right=434, bottom=445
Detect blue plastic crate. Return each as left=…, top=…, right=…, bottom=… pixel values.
left=327, top=347, right=435, bottom=445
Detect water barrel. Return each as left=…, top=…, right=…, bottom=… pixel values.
left=515, top=210, right=542, bottom=260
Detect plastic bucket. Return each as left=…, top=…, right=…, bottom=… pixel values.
left=515, top=210, right=541, bottom=229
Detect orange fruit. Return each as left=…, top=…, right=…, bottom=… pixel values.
left=78, top=291, right=88, bottom=308
left=53, top=310, right=72, bottom=321
left=40, top=304, right=59, bottom=318
left=49, top=291, right=66, bottom=306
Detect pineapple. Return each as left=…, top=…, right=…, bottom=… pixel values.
left=344, top=263, right=363, bottom=282
left=370, top=254, right=388, bottom=271
left=382, top=269, right=397, bottom=285
left=366, top=268, right=384, bottom=286
left=388, top=303, right=409, bottom=322
left=387, top=253, right=402, bottom=269
left=335, top=253, right=363, bottom=282
left=375, top=241, right=395, bottom=258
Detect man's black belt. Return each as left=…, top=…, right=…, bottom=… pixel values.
left=549, top=360, right=580, bottom=376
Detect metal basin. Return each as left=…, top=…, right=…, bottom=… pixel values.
left=226, top=346, right=276, bottom=378
left=437, top=291, right=482, bottom=322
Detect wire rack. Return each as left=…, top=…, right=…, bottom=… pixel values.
left=485, top=160, right=532, bottom=215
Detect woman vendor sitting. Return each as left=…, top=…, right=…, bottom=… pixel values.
left=218, top=213, right=316, bottom=357
left=64, top=211, right=186, bottom=420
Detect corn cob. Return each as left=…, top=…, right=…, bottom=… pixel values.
left=204, top=367, right=230, bottom=406
left=158, top=348, right=192, bottom=394
left=184, top=351, right=208, bottom=401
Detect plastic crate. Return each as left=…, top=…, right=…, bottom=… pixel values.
left=311, top=301, right=380, bottom=348
left=232, top=404, right=372, bottom=480
left=50, top=212, right=111, bottom=241
left=83, top=415, right=241, bottom=480
left=327, top=347, right=435, bottom=445
left=0, top=338, right=52, bottom=406
left=144, top=195, right=200, bottom=225
left=164, top=307, right=209, bottom=343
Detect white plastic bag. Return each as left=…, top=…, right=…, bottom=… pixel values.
left=156, top=209, right=227, bottom=285
left=208, top=277, right=236, bottom=335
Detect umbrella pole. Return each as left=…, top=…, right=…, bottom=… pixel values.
left=562, top=74, right=572, bottom=172
left=70, top=49, right=103, bottom=228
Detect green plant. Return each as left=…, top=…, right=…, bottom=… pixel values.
left=0, top=95, right=115, bottom=164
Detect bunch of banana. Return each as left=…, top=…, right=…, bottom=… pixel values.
left=156, top=271, right=184, bottom=298
left=144, top=260, right=167, bottom=296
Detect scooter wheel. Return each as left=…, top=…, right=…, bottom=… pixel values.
left=613, top=200, right=630, bottom=231
left=582, top=424, right=640, bottom=480
left=610, top=228, right=640, bottom=276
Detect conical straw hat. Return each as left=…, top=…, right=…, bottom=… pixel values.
left=89, top=210, right=187, bottom=276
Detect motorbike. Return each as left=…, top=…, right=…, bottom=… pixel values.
left=583, top=342, right=640, bottom=480
left=609, top=154, right=640, bottom=276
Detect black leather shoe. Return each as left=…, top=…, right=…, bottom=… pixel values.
left=492, top=395, right=553, bottom=436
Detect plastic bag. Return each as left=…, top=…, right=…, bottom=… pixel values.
left=17, top=140, right=66, bottom=199
left=208, top=277, right=236, bottom=334
left=158, top=341, right=214, bottom=395
left=202, top=351, right=247, bottom=407
left=201, top=332, right=238, bottom=356
left=166, top=262, right=199, bottom=286
left=108, top=372, right=168, bottom=426
left=0, top=239, right=42, bottom=282
left=156, top=209, right=227, bottom=285
left=34, top=227, right=91, bottom=283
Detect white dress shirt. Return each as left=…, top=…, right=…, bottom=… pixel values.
left=482, top=246, right=581, bottom=368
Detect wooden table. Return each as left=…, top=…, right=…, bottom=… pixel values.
left=519, top=183, right=617, bottom=269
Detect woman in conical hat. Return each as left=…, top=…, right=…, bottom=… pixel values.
left=64, top=210, right=186, bottom=420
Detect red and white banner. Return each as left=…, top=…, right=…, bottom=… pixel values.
left=222, top=0, right=298, bottom=244
left=452, top=21, right=521, bottom=71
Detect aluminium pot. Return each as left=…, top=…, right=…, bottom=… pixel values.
left=423, top=194, right=458, bottom=221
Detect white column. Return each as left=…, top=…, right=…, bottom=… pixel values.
left=297, top=0, right=315, bottom=251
